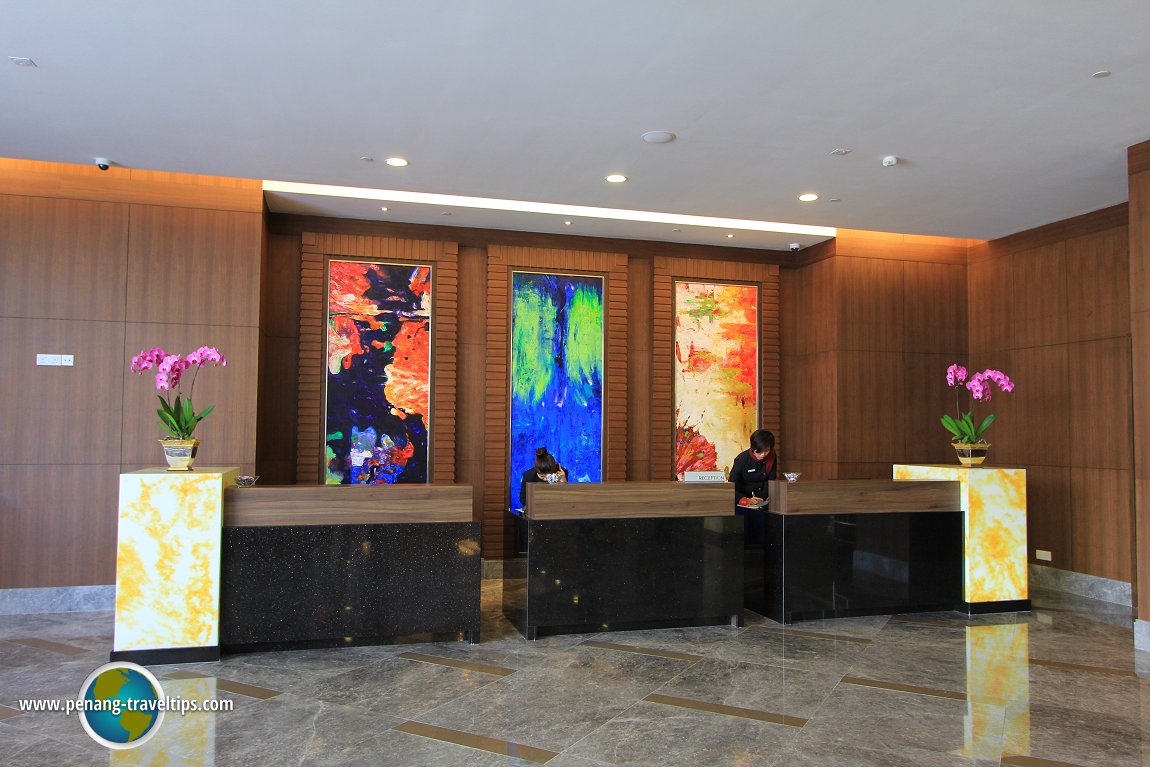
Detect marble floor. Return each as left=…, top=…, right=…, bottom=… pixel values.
left=2, top=584, right=1149, bottom=766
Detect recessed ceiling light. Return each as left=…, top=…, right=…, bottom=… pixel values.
left=440, top=211, right=452, bottom=216
left=360, top=156, right=374, bottom=162
left=385, top=157, right=409, bottom=167
left=641, top=131, right=677, bottom=144
left=262, top=180, right=838, bottom=237
left=563, top=220, right=573, bottom=226
left=671, top=228, right=682, bottom=233
left=829, top=198, right=841, bottom=203
left=726, top=233, right=735, bottom=239
left=8, top=57, right=36, bottom=67
left=1092, top=70, right=1112, bottom=79
left=798, top=193, right=819, bottom=202
left=379, top=206, right=389, bottom=212
left=829, top=148, right=852, bottom=156
left=605, top=173, right=627, bottom=184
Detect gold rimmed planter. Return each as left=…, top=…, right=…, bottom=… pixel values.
left=160, top=439, right=200, bottom=471
left=953, top=442, right=989, bottom=467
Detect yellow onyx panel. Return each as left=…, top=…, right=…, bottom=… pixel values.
left=893, top=465, right=1028, bottom=603
left=114, top=469, right=237, bottom=652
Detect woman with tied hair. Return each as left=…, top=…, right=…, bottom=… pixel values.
left=519, top=447, right=568, bottom=509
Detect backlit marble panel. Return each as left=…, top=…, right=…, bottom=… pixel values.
left=893, top=465, right=1028, bottom=604
left=111, top=677, right=217, bottom=766
left=114, top=468, right=237, bottom=652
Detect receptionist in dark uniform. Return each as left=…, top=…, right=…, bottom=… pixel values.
left=519, top=447, right=568, bottom=509
left=730, top=429, right=777, bottom=508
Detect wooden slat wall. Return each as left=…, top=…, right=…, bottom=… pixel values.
left=295, top=234, right=459, bottom=485
left=0, top=160, right=263, bottom=588
left=484, top=246, right=629, bottom=557
left=651, top=256, right=781, bottom=479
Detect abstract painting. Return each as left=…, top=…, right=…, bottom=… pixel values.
left=325, top=260, right=431, bottom=484
left=510, top=271, right=604, bottom=505
left=674, top=281, right=758, bottom=478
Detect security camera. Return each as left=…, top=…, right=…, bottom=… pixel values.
left=789, top=243, right=801, bottom=252
left=94, top=157, right=111, bottom=171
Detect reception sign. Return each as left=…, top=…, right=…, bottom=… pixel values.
left=325, top=260, right=432, bottom=484
left=510, top=271, right=604, bottom=505
left=674, top=281, right=758, bottom=479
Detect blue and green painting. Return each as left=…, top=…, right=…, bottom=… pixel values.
left=510, top=272, right=604, bottom=505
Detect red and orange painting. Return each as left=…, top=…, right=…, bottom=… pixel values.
left=325, top=260, right=431, bottom=484
left=674, top=281, right=758, bottom=479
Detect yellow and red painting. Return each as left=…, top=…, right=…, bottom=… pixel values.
left=325, top=260, right=431, bottom=484
left=674, top=281, right=758, bottom=478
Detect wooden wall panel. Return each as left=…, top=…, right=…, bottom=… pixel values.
left=295, top=234, right=459, bottom=485
left=0, top=465, right=121, bottom=588
left=126, top=206, right=262, bottom=326
left=904, top=262, right=968, bottom=354
left=1068, top=338, right=1133, bottom=471
left=836, top=351, right=905, bottom=464
left=967, top=256, right=1013, bottom=354
left=1025, top=465, right=1073, bottom=567
left=255, top=232, right=301, bottom=485
left=0, top=318, right=126, bottom=463
left=1129, top=144, right=1150, bottom=615
left=651, top=256, right=781, bottom=479
left=484, top=245, right=629, bottom=557
left=834, top=229, right=971, bottom=264
left=0, top=195, right=129, bottom=321
left=1070, top=468, right=1134, bottom=582
left=0, top=158, right=263, bottom=213
left=1009, top=243, right=1068, bottom=349
left=121, top=323, right=259, bottom=467
left=903, top=352, right=963, bottom=465
left=627, top=256, right=653, bottom=482
left=456, top=245, right=488, bottom=524
left=837, top=257, right=904, bottom=352
left=1066, top=227, right=1130, bottom=343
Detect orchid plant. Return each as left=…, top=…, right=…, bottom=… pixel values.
left=940, top=364, right=1015, bottom=445
left=130, top=346, right=227, bottom=440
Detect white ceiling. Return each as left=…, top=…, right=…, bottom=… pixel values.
left=4, top=1, right=1150, bottom=250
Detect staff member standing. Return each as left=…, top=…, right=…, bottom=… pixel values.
left=730, top=429, right=777, bottom=508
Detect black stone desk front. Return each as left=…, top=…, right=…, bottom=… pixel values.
left=503, top=482, right=743, bottom=639
left=219, top=484, right=481, bottom=651
left=755, top=479, right=964, bottom=624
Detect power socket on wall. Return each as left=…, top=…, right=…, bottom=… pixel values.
left=1035, top=549, right=1052, bottom=562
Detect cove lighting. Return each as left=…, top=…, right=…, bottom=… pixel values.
left=261, top=180, right=838, bottom=238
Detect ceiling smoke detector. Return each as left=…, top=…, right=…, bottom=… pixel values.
left=882, top=155, right=899, bottom=167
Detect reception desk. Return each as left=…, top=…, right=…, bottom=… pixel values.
left=503, top=482, right=742, bottom=639
left=220, top=484, right=481, bottom=650
left=755, top=479, right=963, bottom=624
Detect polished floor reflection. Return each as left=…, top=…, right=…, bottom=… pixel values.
left=1, top=584, right=1148, bottom=766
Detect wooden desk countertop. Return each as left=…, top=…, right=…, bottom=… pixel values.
left=525, top=481, right=734, bottom=520
left=223, top=484, right=473, bottom=526
left=768, top=479, right=961, bottom=516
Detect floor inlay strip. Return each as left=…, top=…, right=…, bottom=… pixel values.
left=0, top=704, right=21, bottom=721
left=394, top=721, right=558, bottom=763
left=750, top=626, right=872, bottom=644
left=889, top=615, right=968, bottom=629
left=581, top=640, right=705, bottom=662
left=397, top=652, right=516, bottom=676
left=1002, top=755, right=1089, bottom=767
left=1028, top=657, right=1136, bottom=677
left=645, top=693, right=807, bottom=727
left=841, top=676, right=966, bottom=701
left=163, top=670, right=208, bottom=680
left=8, top=637, right=90, bottom=656
left=161, top=670, right=282, bottom=699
